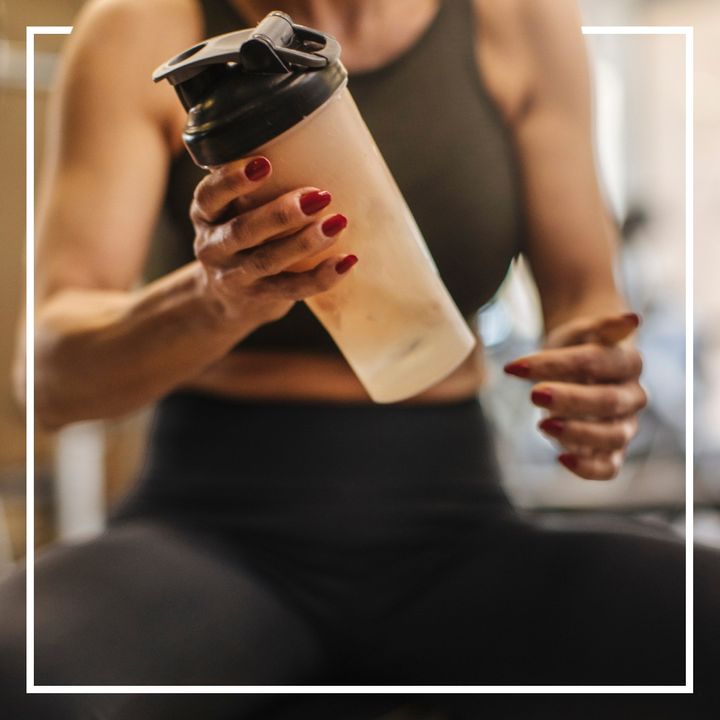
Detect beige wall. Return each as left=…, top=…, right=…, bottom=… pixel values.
left=1, top=1, right=87, bottom=555
left=1, top=1, right=87, bottom=462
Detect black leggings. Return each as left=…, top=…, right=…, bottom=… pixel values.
left=1, top=392, right=717, bottom=719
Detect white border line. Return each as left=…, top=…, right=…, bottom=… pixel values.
left=684, top=26, right=695, bottom=694
left=26, top=25, right=74, bottom=693
left=25, top=24, right=35, bottom=696
left=26, top=25, right=694, bottom=694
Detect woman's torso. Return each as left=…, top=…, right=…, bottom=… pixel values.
left=152, top=0, right=527, bottom=404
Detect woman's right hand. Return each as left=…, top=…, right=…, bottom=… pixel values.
left=191, top=156, right=357, bottom=332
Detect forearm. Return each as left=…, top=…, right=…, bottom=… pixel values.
left=35, top=262, right=250, bottom=429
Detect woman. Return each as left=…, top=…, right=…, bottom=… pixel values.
left=1, top=0, right=715, bottom=717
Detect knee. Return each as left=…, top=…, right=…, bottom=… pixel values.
left=0, top=566, right=27, bottom=694
left=0, top=566, right=91, bottom=720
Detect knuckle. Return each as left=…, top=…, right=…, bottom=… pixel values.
left=271, top=202, right=294, bottom=228
left=206, top=266, right=233, bottom=297
left=250, top=250, right=274, bottom=276
left=629, top=415, right=640, bottom=437
left=192, top=182, right=211, bottom=214
left=629, top=349, right=644, bottom=377
left=578, top=347, right=600, bottom=378
left=223, top=168, right=247, bottom=194
left=189, top=202, right=204, bottom=226
left=610, top=425, right=629, bottom=449
left=594, top=456, right=619, bottom=480
left=227, top=215, right=249, bottom=247
left=622, top=420, right=636, bottom=444
left=314, top=275, right=335, bottom=294
left=294, top=232, right=315, bottom=255
left=609, top=454, right=623, bottom=479
left=311, top=267, right=335, bottom=294
left=603, top=466, right=619, bottom=481
left=194, top=236, right=213, bottom=265
left=603, top=389, right=623, bottom=416
left=274, top=279, right=304, bottom=301
left=217, top=163, right=244, bottom=188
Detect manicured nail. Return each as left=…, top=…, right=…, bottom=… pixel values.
left=322, top=213, right=348, bottom=237
left=245, top=157, right=271, bottom=181
left=504, top=361, right=531, bottom=378
left=623, top=312, right=641, bottom=328
left=558, top=453, right=579, bottom=470
left=539, top=418, right=564, bottom=437
left=335, top=254, right=358, bottom=274
left=531, top=389, right=553, bottom=408
left=300, top=190, right=332, bottom=216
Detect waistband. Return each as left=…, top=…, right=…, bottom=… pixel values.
left=114, top=391, right=509, bottom=534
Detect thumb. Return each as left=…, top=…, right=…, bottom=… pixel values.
left=544, top=312, right=641, bottom=349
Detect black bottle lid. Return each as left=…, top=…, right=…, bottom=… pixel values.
left=153, top=11, right=346, bottom=167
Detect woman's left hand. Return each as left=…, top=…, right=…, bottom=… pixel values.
left=503, top=312, right=647, bottom=480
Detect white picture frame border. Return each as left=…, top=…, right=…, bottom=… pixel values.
left=25, top=24, right=694, bottom=695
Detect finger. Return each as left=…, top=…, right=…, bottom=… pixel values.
left=192, top=157, right=272, bottom=224
left=539, top=415, right=638, bottom=452
left=530, top=381, right=648, bottom=419
left=196, top=188, right=334, bottom=267
left=256, top=253, right=358, bottom=301
left=225, top=213, right=348, bottom=280
left=558, top=450, right=623, bottom=481
left=544, top=312, right=641, bottom=349
left=504, top=343, right=642, bottom=383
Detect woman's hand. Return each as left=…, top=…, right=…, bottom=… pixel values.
left=191, top=156, right=357, bottom=331
left=503, top=313, right=647, bottom=480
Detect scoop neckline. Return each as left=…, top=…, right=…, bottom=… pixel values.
left=346, top=0, right=446, bottom=81
left=218, top=0, right=447, bottom=81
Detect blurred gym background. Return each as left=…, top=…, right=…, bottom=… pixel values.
left=1, top=0, right=718, bottom=571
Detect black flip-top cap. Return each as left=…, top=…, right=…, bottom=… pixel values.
left=153, top=11, right=347, bottom=167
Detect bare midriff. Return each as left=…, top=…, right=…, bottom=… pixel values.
left=181, top=334, right=487, bottom=405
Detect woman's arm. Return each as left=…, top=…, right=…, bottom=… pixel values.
left=22, top=0, right=352, bottom=430
left=477, top=0, right=647, bottom=479
left=498, top=0, right=625, bottom=328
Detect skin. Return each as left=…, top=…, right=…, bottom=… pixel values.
left=17, top=0, right=646, bottom=481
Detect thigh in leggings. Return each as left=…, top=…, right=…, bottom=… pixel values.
left=373, top=512, right=690, bottom=686
left=0, top=519, right=328, bottom=720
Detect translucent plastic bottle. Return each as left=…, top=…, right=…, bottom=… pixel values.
left=154, top=11, right=476, bottom=403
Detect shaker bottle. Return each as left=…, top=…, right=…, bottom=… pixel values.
left=153, top=11, right=476, bottom=403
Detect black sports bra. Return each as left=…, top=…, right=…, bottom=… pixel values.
left=148, top=0, right=526, bottom=352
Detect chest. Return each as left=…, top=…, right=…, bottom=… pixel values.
left=160, top=0, right=527, bottom=315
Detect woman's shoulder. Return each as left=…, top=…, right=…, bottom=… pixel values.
left=469, top=0, right=535, bottom=125
left=59, top=0, right=203, bottom=143
left=472, top=0, right=583, bottom=45
left=470, top=0, right=587, bottom=123
left=73, top=0, right=202, bottom=49
left=65, top=0, right=204, bottom=103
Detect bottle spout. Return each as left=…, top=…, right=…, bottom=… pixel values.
left=152, top=10, right=340, bottom=86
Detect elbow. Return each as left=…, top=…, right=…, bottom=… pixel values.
left=11, top=348, right=67, bottom=432
left=11, top=303, right=69, bottom=430
left=34, top=360, right=72, bottom=432
left=34, top=376, right=70, bottom=433
left=32, top=329, right=82, bottom=432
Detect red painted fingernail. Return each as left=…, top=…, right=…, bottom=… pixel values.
left=322, top=214, right=348, bottom=237
left=540, top=418, right=564, bottom=436
left=558, top=453, right=579, bottom=470
left=300, top=190, right=332, bottom=216
left=335, top=254, right=358, bottom=274
left=504, top=361, right=531, bottom=378
left=531, top=389, right=553, bottom=407
left=245, top=157, right=271, bottom=181
left=623, top=312, right=641, bottom=328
